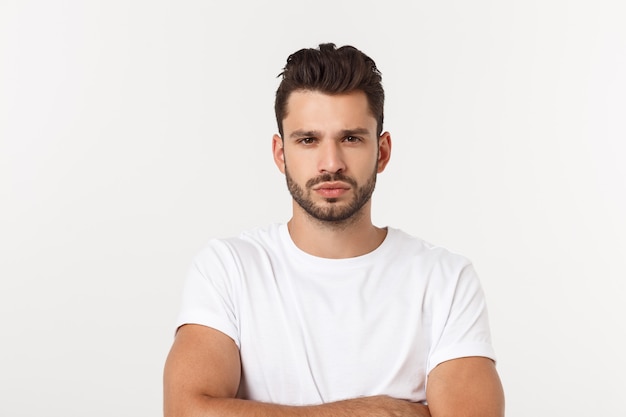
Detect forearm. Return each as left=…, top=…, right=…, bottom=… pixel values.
left=165, top=395, right=431, bottom=417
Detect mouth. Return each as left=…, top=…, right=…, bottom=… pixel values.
left=313, top=182, right=351, bottom=198
left=313, top=181, right=351, bottom=190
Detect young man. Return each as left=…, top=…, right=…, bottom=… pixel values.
left=164, top=43, right=504, bottom=417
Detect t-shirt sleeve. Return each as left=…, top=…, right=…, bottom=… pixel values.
left=426, top=262, right=496, bottom=375
left=175, top=241, right=240, bottom=347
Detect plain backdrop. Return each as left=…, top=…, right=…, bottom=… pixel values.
left=1, top=1, right=625, bottom=416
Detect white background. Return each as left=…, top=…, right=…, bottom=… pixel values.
left=1, top=1, right=625, bottom=416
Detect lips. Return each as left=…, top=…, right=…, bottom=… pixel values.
left=312, top=181, right=351, bottom=191
left=313, top=182, right=351, bottom=198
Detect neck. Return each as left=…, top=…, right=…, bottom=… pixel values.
left=287, top=202, right=387, bottom=259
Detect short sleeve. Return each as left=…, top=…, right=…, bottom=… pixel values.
left=175, top=241, right=241, bottom=347
left=427, top=263, right=496, bottom=374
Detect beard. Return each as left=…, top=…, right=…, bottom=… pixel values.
left=285, top=165, right=378, bottom=224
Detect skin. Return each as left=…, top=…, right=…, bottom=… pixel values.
left=273, top=90, right=390, bottom=258
left=163, top=90, right=505, bottom=417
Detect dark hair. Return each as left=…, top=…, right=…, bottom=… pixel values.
left=274, top=43, right=385, bottom=137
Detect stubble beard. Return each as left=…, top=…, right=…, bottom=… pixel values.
left=285, top=165, right=378, bottom=226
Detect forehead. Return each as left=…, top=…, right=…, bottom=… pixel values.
left=282, top=90, right=376, bottom=134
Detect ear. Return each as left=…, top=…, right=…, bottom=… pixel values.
left=377, top=131, right=392, bottom=173
left=272, top=134, right=286, bottom=174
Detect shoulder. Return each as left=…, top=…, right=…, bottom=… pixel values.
left=383, top=228, right=481, bottom=294
left=386, top=227, right=472, bottom=270
left=192, top=224, right=284, bottom=271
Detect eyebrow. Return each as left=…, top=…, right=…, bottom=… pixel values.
left=288, top=127, right=372, bottom=139
left=289, top=130, right=321, bottom=139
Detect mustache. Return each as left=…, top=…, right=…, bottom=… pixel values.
left=306, top=173, right=358, bottom=188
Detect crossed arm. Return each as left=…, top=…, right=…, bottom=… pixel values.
left=163, top=324, right=504, bottom=417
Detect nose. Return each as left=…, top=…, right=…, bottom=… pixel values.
left=318, top=141, right=346, bottom=174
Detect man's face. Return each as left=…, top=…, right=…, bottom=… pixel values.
left=272, top=90, right=391, bottom=223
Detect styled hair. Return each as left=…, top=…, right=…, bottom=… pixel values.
left=274, top=43, right=385, bottom=137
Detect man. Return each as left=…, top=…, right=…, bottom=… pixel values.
left=164, top=43, right=504, bottom=417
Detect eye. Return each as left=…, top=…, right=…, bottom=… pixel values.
left=299, top=137, right=317, bottom=145
left=343, top=136, right=361, bottom=143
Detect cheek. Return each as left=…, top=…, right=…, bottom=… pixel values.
left=284, top=150, right=313, bottom=169
left=284, top=156, right=308, bottom=178
left=362, top=152, right=380, bottom=173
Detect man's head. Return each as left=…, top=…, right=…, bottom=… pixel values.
left=272, top=44, right=391, bottom=226
left=274, top=43, right=385, bottom=138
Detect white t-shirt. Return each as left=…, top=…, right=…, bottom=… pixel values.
left=176, top=223, right=495, bottom=405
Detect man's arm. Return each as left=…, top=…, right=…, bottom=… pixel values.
left=426, top=356, right=505, bottom=417
left=163, top=324, right=430, bottom=417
